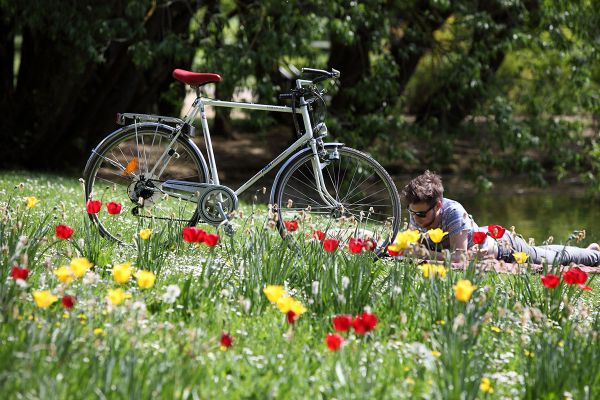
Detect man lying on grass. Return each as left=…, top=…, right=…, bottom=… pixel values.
left=400, top=170, right=600, bottom=266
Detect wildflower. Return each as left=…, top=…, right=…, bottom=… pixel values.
left=55, top=224, right=74, bottom=240
left=70, top=257, right=93, bottom=278
left=93, top=328, right=104, bottom=336
left=11, top=265, right=30, bottom=281
left=473, top=231, right=487, bottom=245
left=490, top=326, right=502, bottom=333
left=263, top=285, right=286, bottom=303
left=541, top=274, right=560, bottom=289
left=479, top=377, right=494, bottom=393
left=323, top=238, right=339, bottom=252
left=563, top=267, right=588, bottom=285
left=284, top=220, right=299, bottom=232
left=25, top=196, right=39, bottom=209
left=106, top=202, right=122, bottom=215
left=325, top=333, right=344, bottom=351
left=204, top=233, right=219, bottom=247
left=431, top=350, right=441, bottom=358
left=332, top=314, right=354, bottom=332
left=112, top=262, right=133, bottom=284
left=182, top=226, right=205, bottom=243
left=162, top=284, right=181, bottom=304
left=61, top=295, right=75, bottom=309
left=136, top=270, right=156, bottom=289
left=54, top=266, right=75, bottom=284
left=139, top=228, right=153, bottom=240
left=427, top=228, right=448, bottom=244
left=348, top=238, right=364, bottom=254
left=220, top=333, right=233, bottom=350
left=453, top=279, right=476, bottom=302
left=487, top=224, right=505, bottom=239
left=352, top=311, right=378, bottom=334
left=107, top=288, right=131, bottom=305
left=32, top=290, right=58, bottom=308
left=312, top=230, right=326, bottom=241
left=86, top=199, right=102, bottom=214
left=513, top=252, right=528, bottom=264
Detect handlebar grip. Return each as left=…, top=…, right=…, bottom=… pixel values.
left=301, top=67, right=328, bottom=76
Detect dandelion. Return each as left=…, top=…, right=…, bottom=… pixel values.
left=453, top=279, right=476, bottom=302
left=93, top=328, right=104, bottom=336
left=325, top=333, right=344, bottom=351
left=112, top=262, right=133, bottom=284
left=263, top=285, right=286, bottom=303
left=11, top=265, right=30, bottom=281
left=86, top=199, right=102, bottom=214
left=32, top=290, right=58, bottom=308
left=431, top=350, right=441, bottom=358
left=136, top=270, right=156, bottom=289
left=54, top=266, right=75, bottom=284
left=70, top=257, right=93, bottom=278
left=107, top=288, right=131, bottom=305
left=55, top=224, right=74, bottom=240
left=162, top=284, right=181, bottom=304
left=220, top=333, right=233, bottom=350
left=491, top=326, right=502, bottom=333
left=513, top=252, right=528, bottom=264
left=139, top=228, right=153, bottom=240
left=427, top=228, right=448, bottom=244
left=479, top=377, right=494, bottom=393
left=25, top=196, right=39, bottom=209
left=106, top=202, right=122, bottom=215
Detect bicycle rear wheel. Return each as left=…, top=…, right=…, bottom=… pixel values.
left=274, top=146, right=401, bottom=253
left=83, top=123, right=208, bottom=244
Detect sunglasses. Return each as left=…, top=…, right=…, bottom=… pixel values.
left=407, top=203, right=436, bottom=218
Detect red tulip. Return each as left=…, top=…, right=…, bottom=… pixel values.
left=182, top=227, right=206, bottom=243
left=11, top=266, right=30, bottom=281
left=325, top=333, right=344, bottom=351
left=86, top=200, right=102, bottom=214
left=286, top=310, right=297, bottom=324
left=541, top=274, right=560, bottom=289
left=220, top=333, right=233, bottom=348
left=487, top=225, right=506, bottom=239
left=284, top=220, right=299, bottom=232
left=473, top=231, right=487, bottom=245
left=106, top=202, right=122, bottom=215
left=204, top=233, right=220, bottom=247
left=332, top=314, right=354, bottom=332
left=353, top=311, right=378, bottom=334
left=61, top=295, right=75, bottom=309
left=387, top=245, right=400, bottom=257
left=323, top=238, right=339, bottom=252
left=348, top=238, right=364, bottom=254
left=312, top=230, right=326, bottom=241
left=579, top=284, right=592, bottom=291
left=55, top=224, right=74, bottom=240
left=563, top=267, right=588, bottom=285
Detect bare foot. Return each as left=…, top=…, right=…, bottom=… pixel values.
left=587, top=243, right=600, bottom=251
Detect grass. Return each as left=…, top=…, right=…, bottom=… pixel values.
left=0, top=170, right=599, bottom=399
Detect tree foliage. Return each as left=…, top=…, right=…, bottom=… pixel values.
left=0, top=0, right=598, bottom=192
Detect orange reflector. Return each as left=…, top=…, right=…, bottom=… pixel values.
left=123, top=158, right=138, bottom=176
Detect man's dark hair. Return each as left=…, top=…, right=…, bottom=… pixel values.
left=401, top=170, right=444, bottom=205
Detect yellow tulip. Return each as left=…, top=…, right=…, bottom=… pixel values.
left=70, top=257, right=93, bottom=278
left=139, top=228, right=153, bottom=240
left=276, top=297, right=306, bottom=316
left=32, top=290, right=58, bottom=308
left=263, top=285, right=286, bottom=303
left=54, top=266, right=74, bottom=284
left=112, top=262, right=133, bottom=284
left=513, top=252, right=528, bottom=264
left=25, top=196, right=38, bottom=209
left=427, top=228, right=448, bottom=244
left=107, top=288, right=131, bottom=305
left=418, top=264, right=447, bottom=279
left=394, top=229, right=421, bottom=249
left=136, top=270, right=156, bottom=289
left=453, top=279, right=476, bottom=302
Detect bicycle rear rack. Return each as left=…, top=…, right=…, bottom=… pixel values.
left=116, top=113, right=195, bottom=136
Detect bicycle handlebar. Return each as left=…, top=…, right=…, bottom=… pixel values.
left=301, top=67, right=340, bottom=83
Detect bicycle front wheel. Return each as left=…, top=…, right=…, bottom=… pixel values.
left=274, top=146, right=401, bottom=253
left=83, top=123, right=208, bottom=244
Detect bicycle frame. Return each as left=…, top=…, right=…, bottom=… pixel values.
left=172, top=79, right=339, bottom=206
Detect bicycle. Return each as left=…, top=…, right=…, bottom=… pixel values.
left=83, top=67, right=401, bottom=254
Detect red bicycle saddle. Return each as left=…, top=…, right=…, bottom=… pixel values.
left=172, top=69, right=221, bottom=86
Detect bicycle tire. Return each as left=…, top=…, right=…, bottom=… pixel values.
left=273, top=146, right=401, bottom=254
left=83, top=123, right=208, bottom=244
